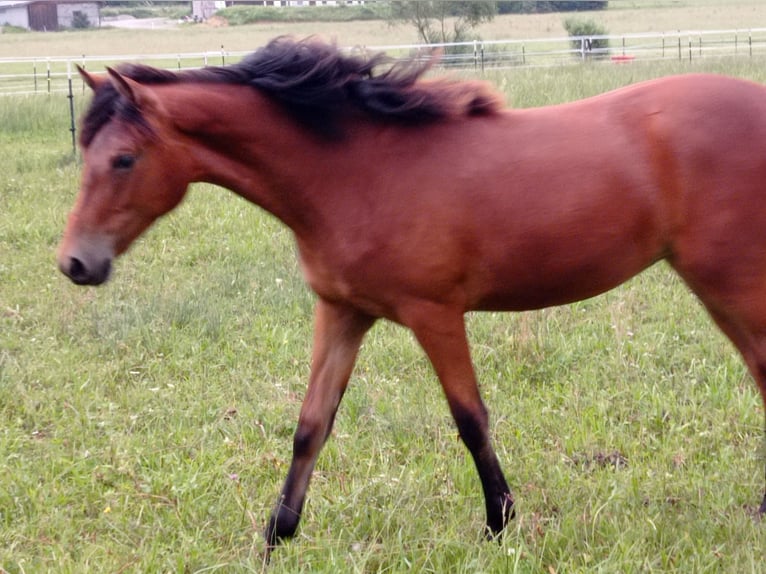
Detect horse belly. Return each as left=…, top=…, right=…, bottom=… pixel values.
left=467, top=163, right=666, bottom=311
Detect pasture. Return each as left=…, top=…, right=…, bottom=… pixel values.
left=2, top=4, right=766, bottom=573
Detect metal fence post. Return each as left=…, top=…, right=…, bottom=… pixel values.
left=67, top=61, right=76, bottom=156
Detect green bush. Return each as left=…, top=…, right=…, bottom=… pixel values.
left=1, top=24, right=28, bottom=34
left=71, top=11, right=91, bottom=29
left=563, top=17, right=609, bottom=58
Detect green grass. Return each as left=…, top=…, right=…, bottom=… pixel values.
left=2, top=11, right=766, bottom=574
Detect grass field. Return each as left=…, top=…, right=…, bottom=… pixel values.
left=2, top=3, right=766, bottom=573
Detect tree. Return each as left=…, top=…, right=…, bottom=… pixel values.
left=563, top=17, right=609, bottom=58
left=390, top=1, right=497, bottom=45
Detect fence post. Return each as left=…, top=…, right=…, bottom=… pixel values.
left=221, top=44, right=225, bottom=66
left=33, top=60, right=37, bottom=93
left=67, top=61, right=76, bottom=156
left=46, top=59, right=51, bottom=94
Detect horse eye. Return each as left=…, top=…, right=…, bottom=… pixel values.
left=112, top=154, right=136, bottom=170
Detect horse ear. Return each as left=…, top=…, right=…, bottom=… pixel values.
left=77, top=65, right=106, bottom=91
left=106, top=67, right=138, bottom=103
left=106, top=67, right=160, bottom=112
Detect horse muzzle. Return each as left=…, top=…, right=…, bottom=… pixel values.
left=57, top=234, right=115, bottom=286
left=58, top=255, right=113, bottom=286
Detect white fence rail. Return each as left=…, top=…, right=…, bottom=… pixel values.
left=3, top=27, right=766, bottom=97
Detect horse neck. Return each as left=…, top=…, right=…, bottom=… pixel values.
left=160, top=83, right=335, bottom=236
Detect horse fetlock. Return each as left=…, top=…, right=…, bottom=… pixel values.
left=484, top=490, right=515, bottom=539
left=265, top=504, right=302, bottom=547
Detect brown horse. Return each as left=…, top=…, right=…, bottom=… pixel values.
left=57, top=37, right=766, bottom=553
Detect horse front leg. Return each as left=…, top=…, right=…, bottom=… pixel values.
left=264, top=299, right=374, bottom=554
left=406, top=302, right=514, bottom=537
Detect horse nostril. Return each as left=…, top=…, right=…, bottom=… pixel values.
left=64, top=256, right=90, bottom=285
left=68, top=257, right=85, bottom=279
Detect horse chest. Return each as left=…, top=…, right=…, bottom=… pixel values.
left=297, top=243, right=363, bottom=298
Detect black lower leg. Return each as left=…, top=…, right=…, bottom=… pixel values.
left=452, top=405, right=514, bottom=536
left=479, top=459, right=515, bottom=537
left=265, top=498, right=302, bottom=546
left=264, top=421, right=325, bottom=549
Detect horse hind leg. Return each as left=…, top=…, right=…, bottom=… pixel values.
left=404, top=302, right=514, bottom=538
left=698, top=305, right=766, bottom=515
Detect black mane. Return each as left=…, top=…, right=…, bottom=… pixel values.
left=80, top=36, right=502, bottom=145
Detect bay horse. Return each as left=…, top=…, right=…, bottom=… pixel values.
left=57, top=37, right=766, bottom=554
